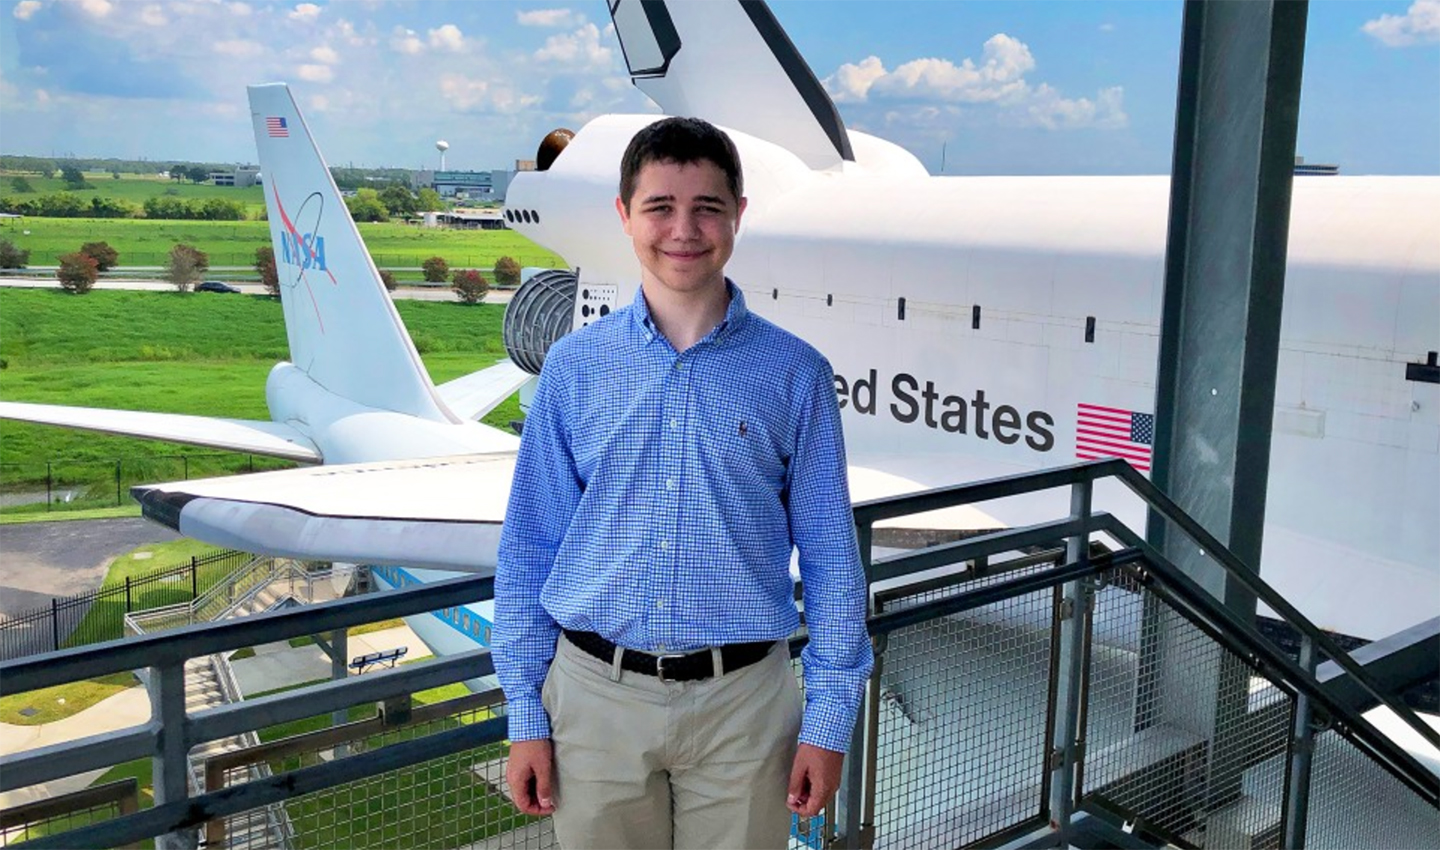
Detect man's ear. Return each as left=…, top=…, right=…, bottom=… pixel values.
left=734, top=196, right=748, bottom=233
left=615, top=196, right=631, bottom=236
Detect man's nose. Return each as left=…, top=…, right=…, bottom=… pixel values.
left=669, top=210, right=701, bottom=239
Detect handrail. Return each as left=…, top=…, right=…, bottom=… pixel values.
left=852, top=457, right=1440, bottom=755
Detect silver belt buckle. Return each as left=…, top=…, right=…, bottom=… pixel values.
left=654, top=653, right=687, bottom=682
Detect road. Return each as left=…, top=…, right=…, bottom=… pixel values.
left=0, top=518, right=183, bottom=618
left=0, top=277, right=516, bottom=303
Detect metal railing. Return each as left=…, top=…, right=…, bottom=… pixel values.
left=0, top=460, right=1435, bottom=849
left=0, top=549, right=251, bottom=660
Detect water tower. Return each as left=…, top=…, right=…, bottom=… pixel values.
left=435, top=140, right=449, bottom=171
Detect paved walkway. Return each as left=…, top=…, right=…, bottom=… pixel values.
left=0, top=624, right=430, bottom=806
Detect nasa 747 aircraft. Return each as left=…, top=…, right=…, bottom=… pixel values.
left=0, top=0, right=1436, bottom=657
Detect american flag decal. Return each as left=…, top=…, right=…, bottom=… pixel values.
left=1076, top=403, right=1154, bottom=471
left=266, top=117, right=289, bottom=138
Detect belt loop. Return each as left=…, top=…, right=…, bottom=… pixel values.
left=710, top=646, right=724, bottom=678
left=610, top=644, right=625, bottom=682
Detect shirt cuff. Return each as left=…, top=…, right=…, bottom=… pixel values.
left=505, top=693, right=552, bottom=742
left=798, top=695, right=859, bottom=754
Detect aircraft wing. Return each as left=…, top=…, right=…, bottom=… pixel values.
left=0, top=401, right=321, bottom=463
left=133, top=453, right=514, bottom=572
left=435, top=361, right=534, bottom=422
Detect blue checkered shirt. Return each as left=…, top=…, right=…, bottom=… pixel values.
left=494, top=282, right=873, bottom=753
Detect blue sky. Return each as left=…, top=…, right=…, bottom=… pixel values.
left=1, top=0, right=1436, bottom=175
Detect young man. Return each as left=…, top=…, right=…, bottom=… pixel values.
left=494, top=116, right=872, bottom=849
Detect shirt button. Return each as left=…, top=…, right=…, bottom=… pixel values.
left=656, top=599, right=666, bottom=610
left=670, top=418, right=679, bottom=430
left=659, top=539, right=670, bottom=550
left=673, top=361, right=683, bottom=370
left=666, top=477, right=677, bottom=490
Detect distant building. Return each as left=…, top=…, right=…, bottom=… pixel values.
left=432, top=208, right=508, bottom=230
left=209, top=166, right=261, bottom=188
left=412, top=169, right=513, bottom=201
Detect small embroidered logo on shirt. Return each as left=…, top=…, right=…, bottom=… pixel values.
left=738, top=421, right=748, bottom=437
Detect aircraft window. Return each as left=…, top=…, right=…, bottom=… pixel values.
left=505, top=210, right=514, bottom=223
left=523, top=210, right=533, bottom=224
left=772, top=288, right=778, bottom=300
left=1085, top=316, right=1096, bottom=343
left=463, top=612, right=471, bottom=630
left=533, top=211, right=542, bottom=224
left=611, top=0, right=680, bottom=78
left=972, top=305, right=981, bottom=330
left=897, top=297, right=906, bottom=321
left=826, top=294, right=833, bottom=307
left=483, top=625, right=492, bottom=644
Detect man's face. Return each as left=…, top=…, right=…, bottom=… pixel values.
left=616, top=159, right=746, bottom=298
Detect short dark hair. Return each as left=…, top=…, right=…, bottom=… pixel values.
left=618, top=117, right=743, bottom=210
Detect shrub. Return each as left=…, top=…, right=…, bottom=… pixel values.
left=379, top=269, right=398, bottom=292
left=166, top=243, right=209, bottom=292
left=0, top=238, right=29, bottom=269
left=9, top=176, right=33, bottom=193
left=255, top=246, right=280, bottom=297
left=451, top=269, right=489, bottom=304
left=56, top=252, right=99, bottom=294
left=493, top=255, right=522, bottom=288
left=422, top=256, right=449, bottom=283
left=78, top=241, right=119, bottom=271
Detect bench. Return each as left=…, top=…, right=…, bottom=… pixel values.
left=348, top=646, right=408, bottom=674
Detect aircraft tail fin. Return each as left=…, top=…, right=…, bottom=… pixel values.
left=248, top=83, right=457, bottom=424
left=609, top=0, right=852, bottom=170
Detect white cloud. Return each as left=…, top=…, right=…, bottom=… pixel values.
left=139, top=4, right=165, bottom=26
left=310, top=45, right=339, bottom=65
left=1362, top=0, right=1440, bottom=46
left=64, top=0, right=111, bottom=18
left=288, top=3, right=319, bottom=22
left=438, top=73, right=540, bottom=114
left=12, top=1, right=41, bottom=21
left=1099, top=23, right=1116, bottom=33
left=391, top=27, right=424, bottom=55
left=296, top=63, right=334, bottom=83
left=825, top=33, right=1126, bottom=131
left=309, top=94, right=330, bottom=112
left=517, top=8, right=577, bottom=28
left=213, top=39, right=264, bottom=58
left=228, top=2, right=252, bottom=16
left=534, top=23, right=611, bottom=69
left=428, top=23, right=465, bottom=52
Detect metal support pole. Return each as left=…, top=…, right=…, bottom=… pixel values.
left=51, top=598, right=60, bottom=652
left=115, top=460, right=122, bottom=506
left=331, top=627, right=349, bottom=752
left=1282, top=635, right=1319, bottom=848
left=191, top=557, right=198, bottom=600
left=126, top=576, right=133, bottom=613
left=836, top=635, right=882, bottom=849
left=1048, top=481, right=1093, bottom=833
left=150, top=660, right=197, bottom=850
left=45, top=461, right=51, bottom=511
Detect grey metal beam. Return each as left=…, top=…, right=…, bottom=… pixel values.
left=1147, top=0, right=1309, bottom=610
left=1318, top=616, right=1440, bottom=713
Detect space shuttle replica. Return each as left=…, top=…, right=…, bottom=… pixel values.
left=1, top=0, right=1436, bottom=657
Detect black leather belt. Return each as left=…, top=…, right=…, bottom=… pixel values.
left=562, top=629, right=773, bottom=682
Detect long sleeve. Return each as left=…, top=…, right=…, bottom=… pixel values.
left=493, top=359, right=583, bottom=741
left=788, top=363, right=875, bottom=753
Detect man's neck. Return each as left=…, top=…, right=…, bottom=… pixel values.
left=642, top=277, right=730, bottom=353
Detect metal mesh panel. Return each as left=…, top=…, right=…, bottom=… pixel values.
left=870, top=586, right=1055, bottom=849
left=210, top=699, right=554, bottom=850
left=1081, top=572, right=1293, bottom=848
left=0, top=780, right=140, bottom=849
left=1303, top=729, right=1440, bottom=849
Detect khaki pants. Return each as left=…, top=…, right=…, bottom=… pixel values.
left=540, top=634, right=803, bottom=850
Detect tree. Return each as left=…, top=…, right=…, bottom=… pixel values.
left=379, top=184, right=418, bottom=217
left=59, top=164, right=92, bottom=190
left=166, top=243, right=209, bottom=292
left=90, top=196, right=136, bottom=218
left=111, top=170, right=121, bottom=180
left=255, top=246, right=280, bottom=297
left=493, top=255, right=522, bottom=288
left=0, top=239, right=30, bottom=269
left=186, top=165, right=211, bottom=184
left=416, top=187, right=444, bottom=212
left=78, top=241, right=119, bottom=271
left=9, top=176, right=33, bottom=194
left=345, top=188, right=389, bottom=222
left=421, top=256, right=449, bottom=283
left=56, top=252, right=99, bottom=294
left=451, top=269, right=489, bottom=304
left=379, top=269, right=398, bottom=292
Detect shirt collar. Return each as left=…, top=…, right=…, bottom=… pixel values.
left=631, top=279, right=750, bottom=346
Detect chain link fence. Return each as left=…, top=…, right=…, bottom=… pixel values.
left=0, top=454, right=291, bottom=514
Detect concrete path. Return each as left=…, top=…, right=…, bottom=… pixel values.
left=0, top=518, right=183, bottom=619
left=230, top=624, right=433, bottom=696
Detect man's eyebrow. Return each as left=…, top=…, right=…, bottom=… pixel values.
left=639, top=193, right=675, bottom=205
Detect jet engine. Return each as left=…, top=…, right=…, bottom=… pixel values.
left=502, top=269, right=581, bottom=374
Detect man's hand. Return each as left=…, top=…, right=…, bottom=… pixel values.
left=786, top=743, right=844, bottom=818
left=506, top=738, right=556, bottom=816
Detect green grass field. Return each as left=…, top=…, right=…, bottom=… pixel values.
left=0, top=216, right=565, bottom=270
left=1, top=170, right=266, bottom=214
left=0, top=288, right=520, bottom=508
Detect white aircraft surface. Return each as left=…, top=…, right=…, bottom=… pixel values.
left=0, top=0, right=1436, bottom=662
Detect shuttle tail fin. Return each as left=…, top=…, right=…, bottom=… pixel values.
left=248, top=83, right=457, bottom=424
left=609, top=0, right=852, bottom=170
